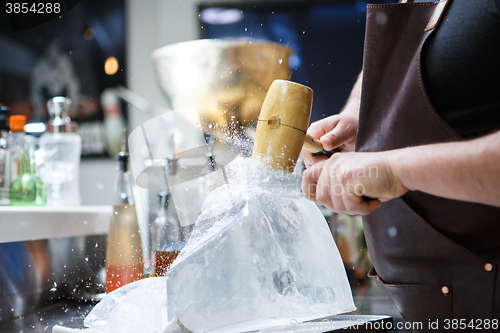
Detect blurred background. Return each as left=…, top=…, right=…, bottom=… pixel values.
left=0, top=0, right=379, bottom=205
left=0, top=2, right=402, bottom=328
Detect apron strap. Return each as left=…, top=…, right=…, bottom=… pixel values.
left=401, top=0, right=451, bottom=32
left=424, top=0, right=451, bottom=32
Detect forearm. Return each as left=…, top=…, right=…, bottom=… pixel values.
left=390, top=130, right=500, bottom=207
left=340, top=71, right=362, bottom=120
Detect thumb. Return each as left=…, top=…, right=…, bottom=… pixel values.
left=320, top=121, right=355, bottom=151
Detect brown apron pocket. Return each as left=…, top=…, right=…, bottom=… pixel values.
left=368, top=267, right=455, bottom=332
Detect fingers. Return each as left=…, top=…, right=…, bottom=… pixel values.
left=300, top=148, right=329, bottom=169
left=301, top=160, right=326, bottom=202
left=315, top=164, right=381, bottom=215
left=341, top=184, right=382, bottom=215
left=308, top=114, right=358, bottom=152
left=320, top=117, right=357, bottom=151
left=302, top=152, right=385, bottom=215
left=308, top=116, right=341, bottom=141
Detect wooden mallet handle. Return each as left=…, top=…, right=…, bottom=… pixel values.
left=302, top=134, right=324, bottom=154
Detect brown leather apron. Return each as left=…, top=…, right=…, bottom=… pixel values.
left=355, top=1, right=500, bottom=331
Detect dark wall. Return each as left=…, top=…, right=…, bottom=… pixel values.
left=199, top=0, right=388, bottom=124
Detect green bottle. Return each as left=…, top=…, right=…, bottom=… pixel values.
left=10, top=136, right=47, bottom=206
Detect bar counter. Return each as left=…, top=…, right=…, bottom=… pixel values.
left=0, top=281, right=411, bottom=333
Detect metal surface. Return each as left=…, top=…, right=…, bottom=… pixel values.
left=151, top=39, right=293, bottom=140
left=0, top=235, right=106, bottom=323
left=0, top=205, right=110, bottom=323
left=0, top=282, right=407, bottom=333
left=0, top=300, right=95, bottom=333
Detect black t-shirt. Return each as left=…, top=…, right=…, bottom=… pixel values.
left=405, top=0, right=500, bottom=138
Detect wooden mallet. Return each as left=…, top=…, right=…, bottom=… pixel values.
left=252, top=79, right=326, bottom=173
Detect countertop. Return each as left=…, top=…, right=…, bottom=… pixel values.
left=0, top=281, right=411, bottom=333
left=0, top=205, right=111, bottom=243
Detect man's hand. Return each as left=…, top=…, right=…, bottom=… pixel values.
left=301, top=151, right=408, bottom=215
left=301, top=113, right=359, bottom=168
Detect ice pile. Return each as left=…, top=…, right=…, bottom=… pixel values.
left=53, top=277, right=173, bottom=333
left=82, top=277, right=168, bottom=332
left=166, top=156, right=355, bottom=332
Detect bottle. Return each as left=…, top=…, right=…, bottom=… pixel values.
left=0, top=105, right=11, bottom=205
left=100, top=88, right=126, bottom=157
left=9, top=115, right=27, bottom=180
left=162, top=133, right=194, bottom=241
left=105, top=130, right=143, bottom=293
left=9, top=135, right=47, bottom=206
left=38, top=97, right=82, bottom=206
left=152, top=190, right=181, bottom=276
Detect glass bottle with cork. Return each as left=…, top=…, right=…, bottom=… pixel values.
left=105, top=130, right=144, bottom=293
